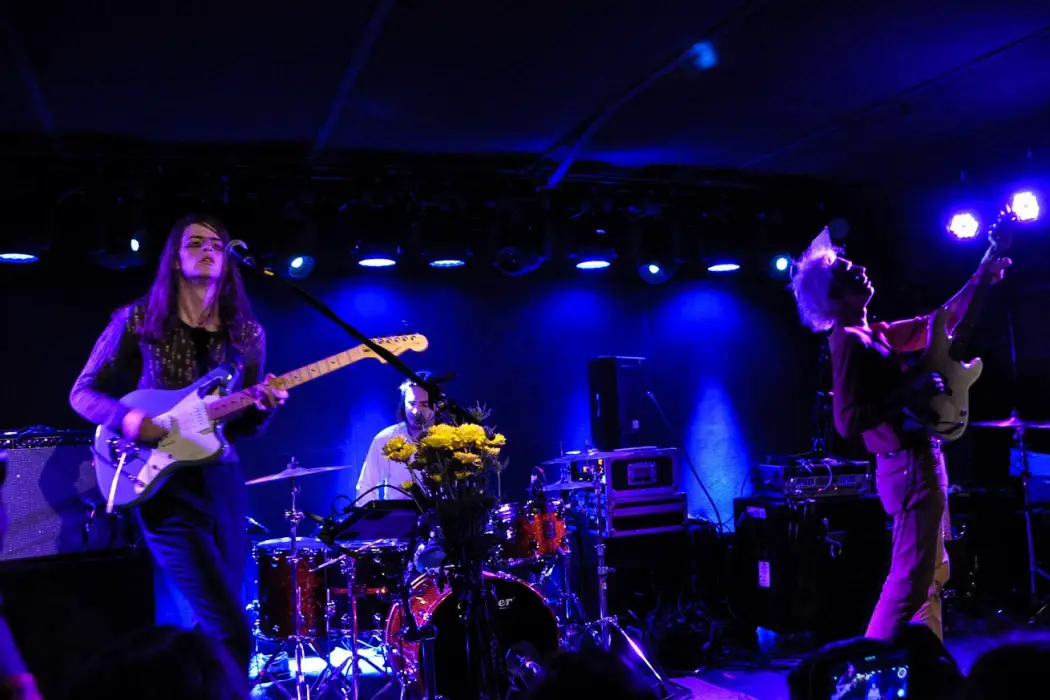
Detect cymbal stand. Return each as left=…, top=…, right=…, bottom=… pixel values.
left=576, top=541, right=689, bottom=699
left=1014, top=422, right=1050, bottom=622
left=1004, top=313, right=1050, bottom=623
left=252, top=465, right=339, bottom=700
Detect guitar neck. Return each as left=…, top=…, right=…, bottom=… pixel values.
left=206, top=345, right=375, bottom=420
left=948, top=250, right=998, bottom=362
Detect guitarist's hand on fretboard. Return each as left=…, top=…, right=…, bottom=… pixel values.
left=975, top=256, right=1012, bottom=284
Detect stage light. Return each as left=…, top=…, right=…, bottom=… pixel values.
left=0, top=252, right=38, bottom=264
left=773, top=255, right=790, bottom=272
left=576, top=258, right=611, bottom=270
left=708, top=262, right=740, bottom=273
left=1011, top=191, right=1039, bottom=222
left=689, top=41, right=718, bottom=70
left=359, top=257, right=396, bottom=268
left=947, top=212, right=980, bottom=239
left=638, top=260, right=679, bottom=285
left=429, top=259, right=466, bottom=268
left=647, top=263, right=660, bottom=274
left=130, top=237, right=140, bottom=252
left=287, top=255, right=315, bottom=279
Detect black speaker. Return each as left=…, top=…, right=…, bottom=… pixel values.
left=0, top=548, right=155, bottom=700
left=588, top=356, right=657, bottom=451
left=0, top=429, right=135, bottom=561
left=730, top=495, right=889, bottom=638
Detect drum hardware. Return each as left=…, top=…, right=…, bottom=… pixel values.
left=533, top=458, right=685, bottom=698
left=249, top=458, right=348, bottom=700
left=575, top=541, right=689, bottom=699
left=973, top=412, right=1050, bottom=622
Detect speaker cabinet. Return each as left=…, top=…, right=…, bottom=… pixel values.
left=1, top=430, right=135, bottom=561
left=588, top=356, right=657, bottom=451
left=731, top=496, right=889, bottom=638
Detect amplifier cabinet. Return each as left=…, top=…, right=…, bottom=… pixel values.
left=603, top=447, right=680, bottom=502
left=730, top=495, right=889, bottom=639
left=1, top=429, right=136, bottom=561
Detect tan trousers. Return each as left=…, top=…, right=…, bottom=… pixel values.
left=866, top=443, right=951, bottom=641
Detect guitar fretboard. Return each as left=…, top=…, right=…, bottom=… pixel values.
left=205, top=336, right=422, bottom=420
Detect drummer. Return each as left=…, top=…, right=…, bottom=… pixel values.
left=355, top=371, right=435, bottom=504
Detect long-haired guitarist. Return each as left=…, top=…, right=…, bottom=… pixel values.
left=790, top=229, right=1009, bottom=641
left=69, top=214, right=288, bottom=670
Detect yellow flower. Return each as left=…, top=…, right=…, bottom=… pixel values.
left=453, top=423, right=487, bottom=449
left=382, top=436, right=417, bottom=463
left=420, top=424, right=457, bottom=450
left=487, top=433, right=506, bottom=447
left=452, top=451, right=481, bottom=466
left=483, top=445, right=501, bottom=458
left=428, top=473, right=443, bottom=483
left=453, top=470, right=471, bottom=480
left=400, top=480, right=414, bottom=490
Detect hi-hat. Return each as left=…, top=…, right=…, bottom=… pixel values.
left=541, top=480, right=596, bottom=492
left=245, top=464, right=353, bottom=486
left=970, top=417, right=1050, bottom=430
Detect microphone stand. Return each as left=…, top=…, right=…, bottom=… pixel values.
left=231, top=249, right=451, bottom=699
left=230, top=246, right=476, bottom=426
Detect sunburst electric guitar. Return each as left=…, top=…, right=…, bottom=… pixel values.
left=912, top=210, right=1016, bottom=442
left=93, top=334, right=429, bottom=511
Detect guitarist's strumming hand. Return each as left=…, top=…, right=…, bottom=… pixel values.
left=245, top=373, right=289, bottom=412
left=122, top=408, right=169, bottom=443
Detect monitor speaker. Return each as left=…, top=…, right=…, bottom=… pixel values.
left=588, top=356, right=657, bottom=451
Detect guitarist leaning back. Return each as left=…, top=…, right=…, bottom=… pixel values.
left=790, top=227, right=1009, bottom=642
left=69, top=214, right=288, bottom=671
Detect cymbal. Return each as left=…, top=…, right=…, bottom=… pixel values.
left=245, top=464, right=354, bottom=486
left=540, top=453, right=601, bottom=466
left=541, top=479, right=597, bottom=492
left=970, top=417, right=1050, bottom=430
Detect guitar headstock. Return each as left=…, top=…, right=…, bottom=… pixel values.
left=369, top=334, right=430, bottom=362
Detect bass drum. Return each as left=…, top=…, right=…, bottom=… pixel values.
left=385, top=571, right=560, bottom=699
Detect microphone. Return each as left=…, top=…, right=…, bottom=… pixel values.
left=225, top=239, right=256, bottom=268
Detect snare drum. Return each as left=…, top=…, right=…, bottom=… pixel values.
left=254, top=537, right=331, bottom=640
left=385, top=571, right=560, bottom=699
left=493, top=499, right=568, bottom=565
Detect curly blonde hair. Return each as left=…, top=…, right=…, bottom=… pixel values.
left=790, top=230, right=843, bottom=333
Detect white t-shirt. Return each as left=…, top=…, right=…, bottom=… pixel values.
left=355, top=422, right=416, bottom=504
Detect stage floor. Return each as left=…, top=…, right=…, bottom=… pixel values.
left=248, top=615, right=1050, bottom=699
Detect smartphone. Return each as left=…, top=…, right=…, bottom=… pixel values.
left=827, top=647, right=909, bottom=699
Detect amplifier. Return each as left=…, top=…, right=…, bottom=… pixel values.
left=752, top=457, right=872, bottom=500
left=0, top=428, right=136, bottom=561
left=731, top=495, right=888, bottom=638
left=599, top=492, right=688, bottom=538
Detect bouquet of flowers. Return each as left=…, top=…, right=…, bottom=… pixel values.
left=381, top=405, right=507, bottom=564
left=382, top=405, right=509, bottom=697
left=381, top=405, right=506, bottom=500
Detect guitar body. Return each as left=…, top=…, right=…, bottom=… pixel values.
left=93, top=367, right=233, bottom=509
left=915, top=307, right=984, bottom=442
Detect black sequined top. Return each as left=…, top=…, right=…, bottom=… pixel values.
left=69, top=300, right=273, bottom=460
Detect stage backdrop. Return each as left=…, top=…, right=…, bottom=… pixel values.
left=0, top=263, right=819, bottom=532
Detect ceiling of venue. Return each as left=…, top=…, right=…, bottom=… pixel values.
left=2, top=0, right=1049, bottom=186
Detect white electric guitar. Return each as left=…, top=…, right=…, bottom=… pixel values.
left=912, top=209, right=1016, bottom=442
left=92, top=334, right=429, bottom=510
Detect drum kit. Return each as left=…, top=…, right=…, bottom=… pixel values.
left=243, top=454, right=685, bottom=700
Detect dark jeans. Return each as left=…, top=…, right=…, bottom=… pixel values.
left=135, top=463, right=251, bottom=671
left=866, top=443, right=951, bottom=641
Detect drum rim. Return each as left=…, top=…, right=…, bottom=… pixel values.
left=255, top=536, right=328, bottom=552
left=382, top=569, right=560, bottom=659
